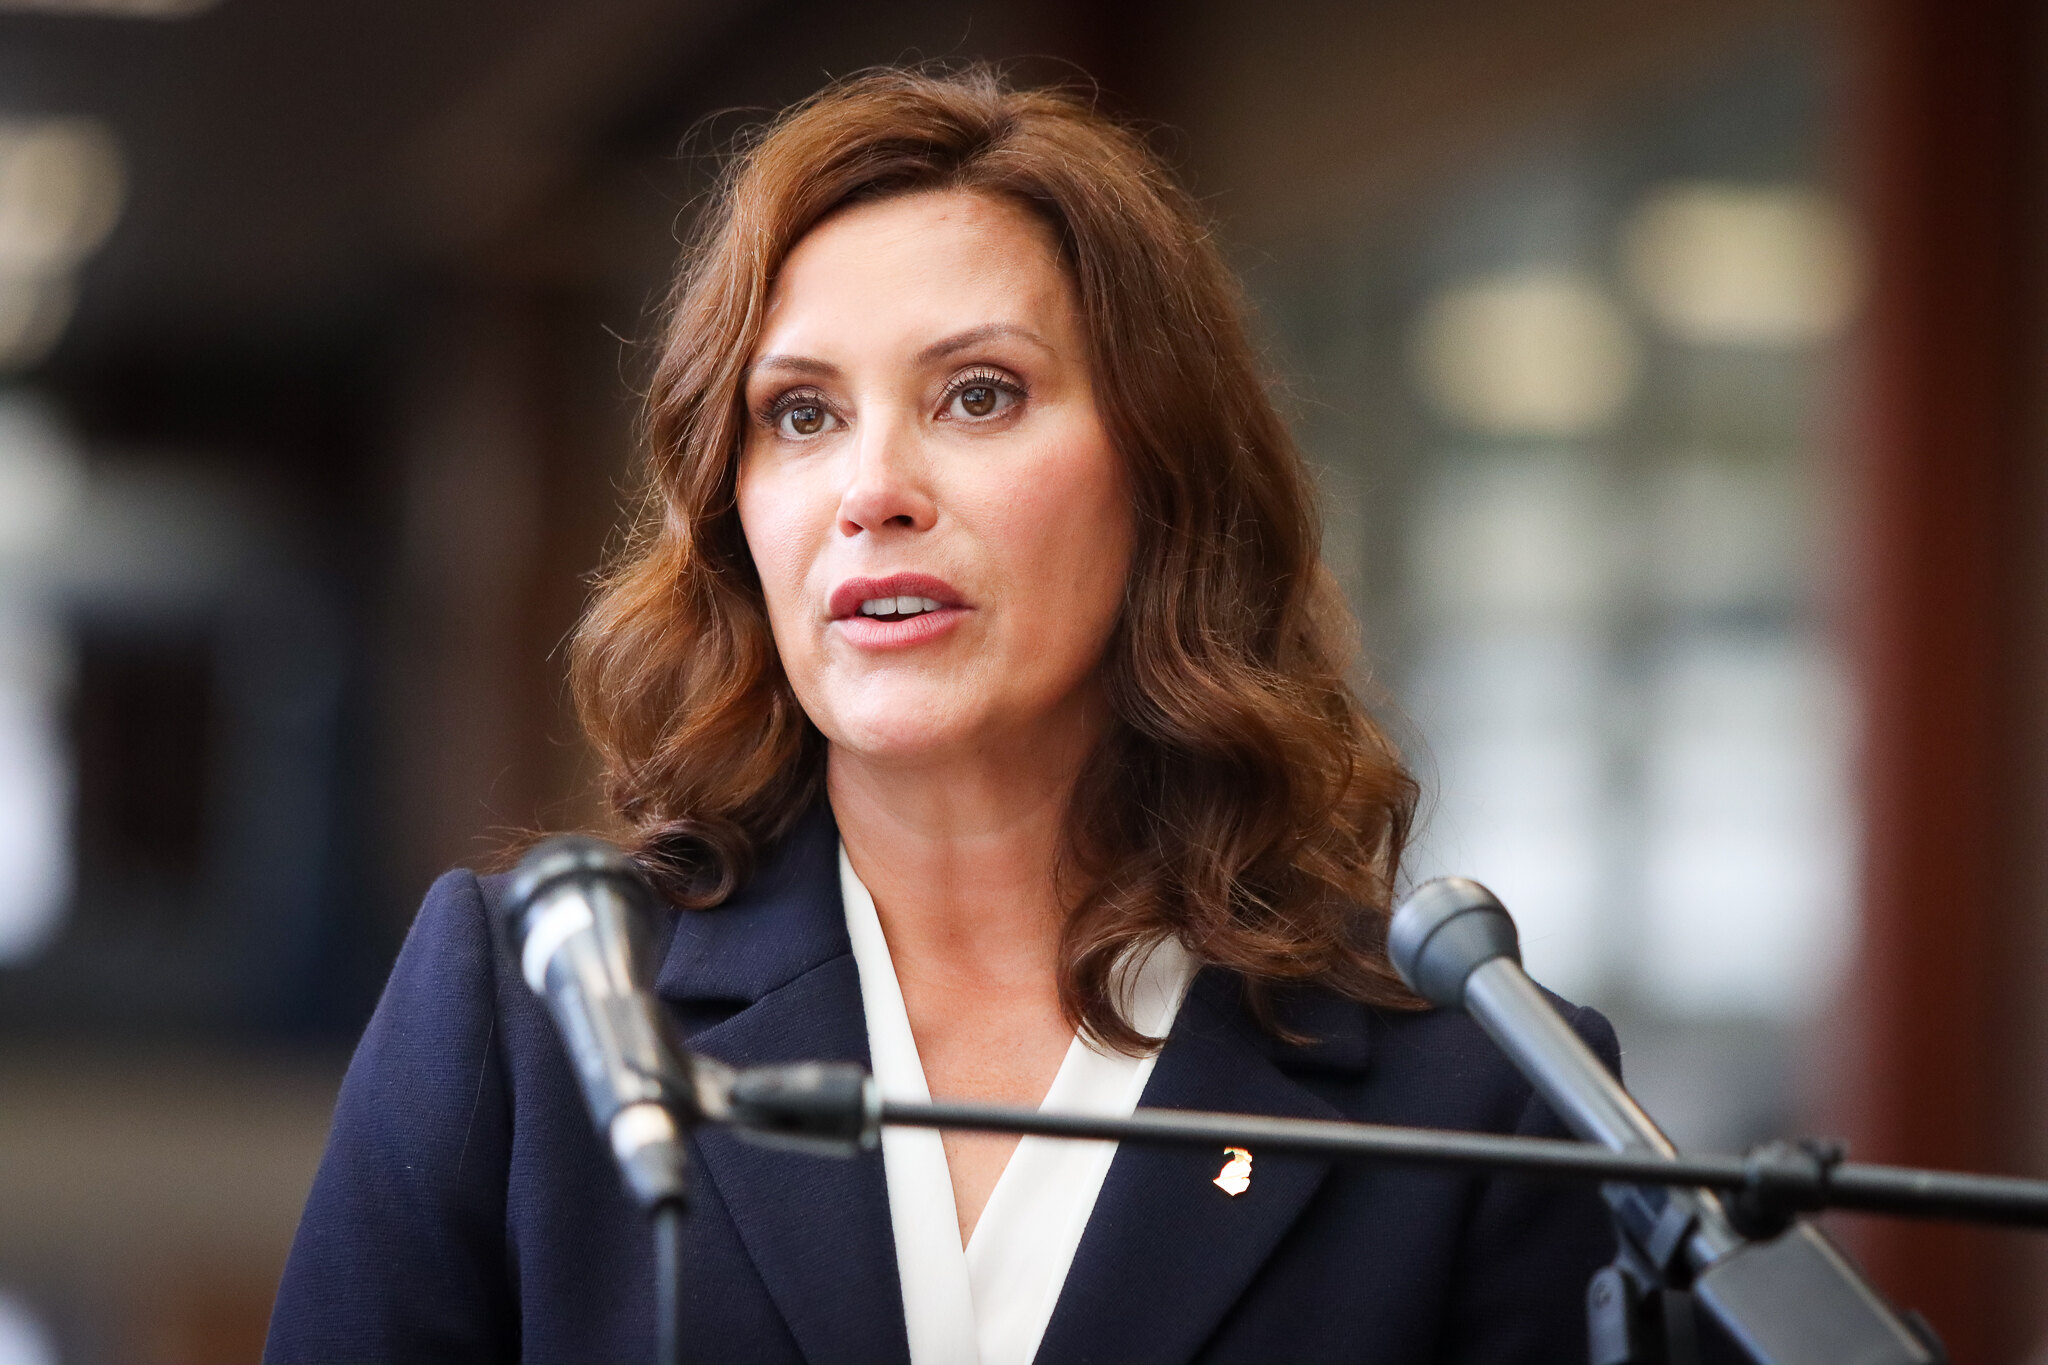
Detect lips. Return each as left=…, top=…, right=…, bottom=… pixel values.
left=827, top=573, right=965, bottom=621
left=827, top=572, right=969, bottom=651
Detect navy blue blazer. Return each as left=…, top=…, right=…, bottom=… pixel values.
left=266, top=804, right=1620, bottom=1363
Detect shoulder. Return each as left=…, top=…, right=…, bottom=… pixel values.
left=266, top=868, right=527, bottom=1363
left=404, top=866, right=496, bottom=959
left=358, top=867, right=548, bottom=1048
left=412, top=864, right=515, bottom=952
left=362, top=868, right=502, bottom=1064
left=322, top=868, right=524, bottom=1137
left=1260, top=978, right=1618, bottom=1136
left=322, top=865, right=582, bottom=1155
left=387, top=865, right=544, bottom=1000
left=1366, top=988, right=1618, bottom=1080
left=275, top=863, right=567, bottom=1268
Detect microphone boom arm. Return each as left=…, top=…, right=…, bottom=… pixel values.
left=707, top=1060, right=2048, bottom=1230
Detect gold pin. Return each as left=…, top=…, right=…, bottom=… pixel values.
left=1214, top=1146, right=1253, bottom=1196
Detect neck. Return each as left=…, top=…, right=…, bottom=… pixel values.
left=827, top=700, right=1101, bottom=990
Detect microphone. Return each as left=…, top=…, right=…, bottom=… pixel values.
left=499, top=838, right=882, bottom=1365
left=1391, top=878, right=1679, bottom=1159
left=498, top=835, right=699, bottom=1209
left=498, top=835, right=879, bottom=1206
left=1390, top=877, right=1938, bottom=1365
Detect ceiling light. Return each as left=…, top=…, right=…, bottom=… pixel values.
left=1621, top=183, right=1860, bottom=347
left=1411, top=271, right=1642, bottom=439
left=0, top=117, right=124, bottom=275
left=0, top=117, right=122, bottom=373
left=0, top=275, right=71, bottom=371
left=0, top=392, right=86, bottom=560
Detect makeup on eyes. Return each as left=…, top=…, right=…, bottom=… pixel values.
left=937, top=366, right=1027, bottom=420
left=758, top=387, right=835, bottom=434
left=750, top=362, right=1030, bottom=436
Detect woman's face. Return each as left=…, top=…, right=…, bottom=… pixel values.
left=737, top=189, right=1132, bottom=769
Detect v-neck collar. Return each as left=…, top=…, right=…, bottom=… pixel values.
left=838, top=842, right=977, bottom=1364
left=839, top=842, right=1197, bottom=1365
left=650, top=801, right=1378, bottom=1365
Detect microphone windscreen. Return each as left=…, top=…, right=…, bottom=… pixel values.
left=1389, top=877, right=1521, bottom=1008
left=502, top=835, right=646, bottom=945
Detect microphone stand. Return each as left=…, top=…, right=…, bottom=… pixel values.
left=892, top=1102, right=2048, bottom=1228
left=506, top=838, right=1983, bottom=1364
left=696, top=1060, right=2048, bottom=1365
left=653, top=1201, right=684, bottom=1365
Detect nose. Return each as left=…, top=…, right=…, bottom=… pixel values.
left=836, top=412, right=937, bottom=536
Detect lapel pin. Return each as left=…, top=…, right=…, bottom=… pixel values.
left=1214, top=1146, right=1253, bottom=1196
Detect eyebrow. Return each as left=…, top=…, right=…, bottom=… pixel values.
left=747, top=354, right=840, bottom=381
left=747, top=322, right=1054, bottom=384
left=913, top=322, right=1054, bottom=366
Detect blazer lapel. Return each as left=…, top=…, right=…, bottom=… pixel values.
left=654, top=805, right=910, bottom=1365
left=1034, top=973, right=1369, bottom=1365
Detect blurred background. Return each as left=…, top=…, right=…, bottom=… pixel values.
left=0, top=0, right=2038, bottom=1359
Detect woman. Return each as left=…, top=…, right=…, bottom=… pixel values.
left=266, top=66, right=1618, bottom=1364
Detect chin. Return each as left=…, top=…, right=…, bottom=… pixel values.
left=827, top=727, right=979, bottom=769
left=816, top=691, right=980, bottom=763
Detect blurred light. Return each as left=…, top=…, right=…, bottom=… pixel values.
left=0, top=278, right=73, bottom=374
left=0, top=0, right=216, bottom=14
left=1620, top=183, right=1859, bottom=347
left=0, top=119, right=123, bottom=275
left=1649, top=456, right=1802, bottom=611
left=1412, top=271, right=1642, bottom=438
left=1636, top=634, right=1854, bottom=1017
left=1408, top=628, right=1614, bottom=999
left=0, top=118, right=123, bottom=373
left=0, top=661, right=70, bottom=964
left=0, top=393, right=86, bottom=562
left=0, top=1291, right=56, bottom=1365
left=0, top=395, right=80, bottom=965
left=1411, top=453, right=1612, bottom=622
left=1406, top=455, right=1619, bottom=998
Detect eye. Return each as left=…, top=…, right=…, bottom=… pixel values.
left=940, top=370, right=1023, bottom=422
left=780, top=403, right=832, bottom=437
left=763, top=390, right=838, bottom=439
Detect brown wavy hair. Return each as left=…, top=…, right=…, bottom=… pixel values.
left=572, top=64, right=1422, bottom=1049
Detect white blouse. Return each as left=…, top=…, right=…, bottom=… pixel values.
left=839, top=845, right=1195, bottom=1365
